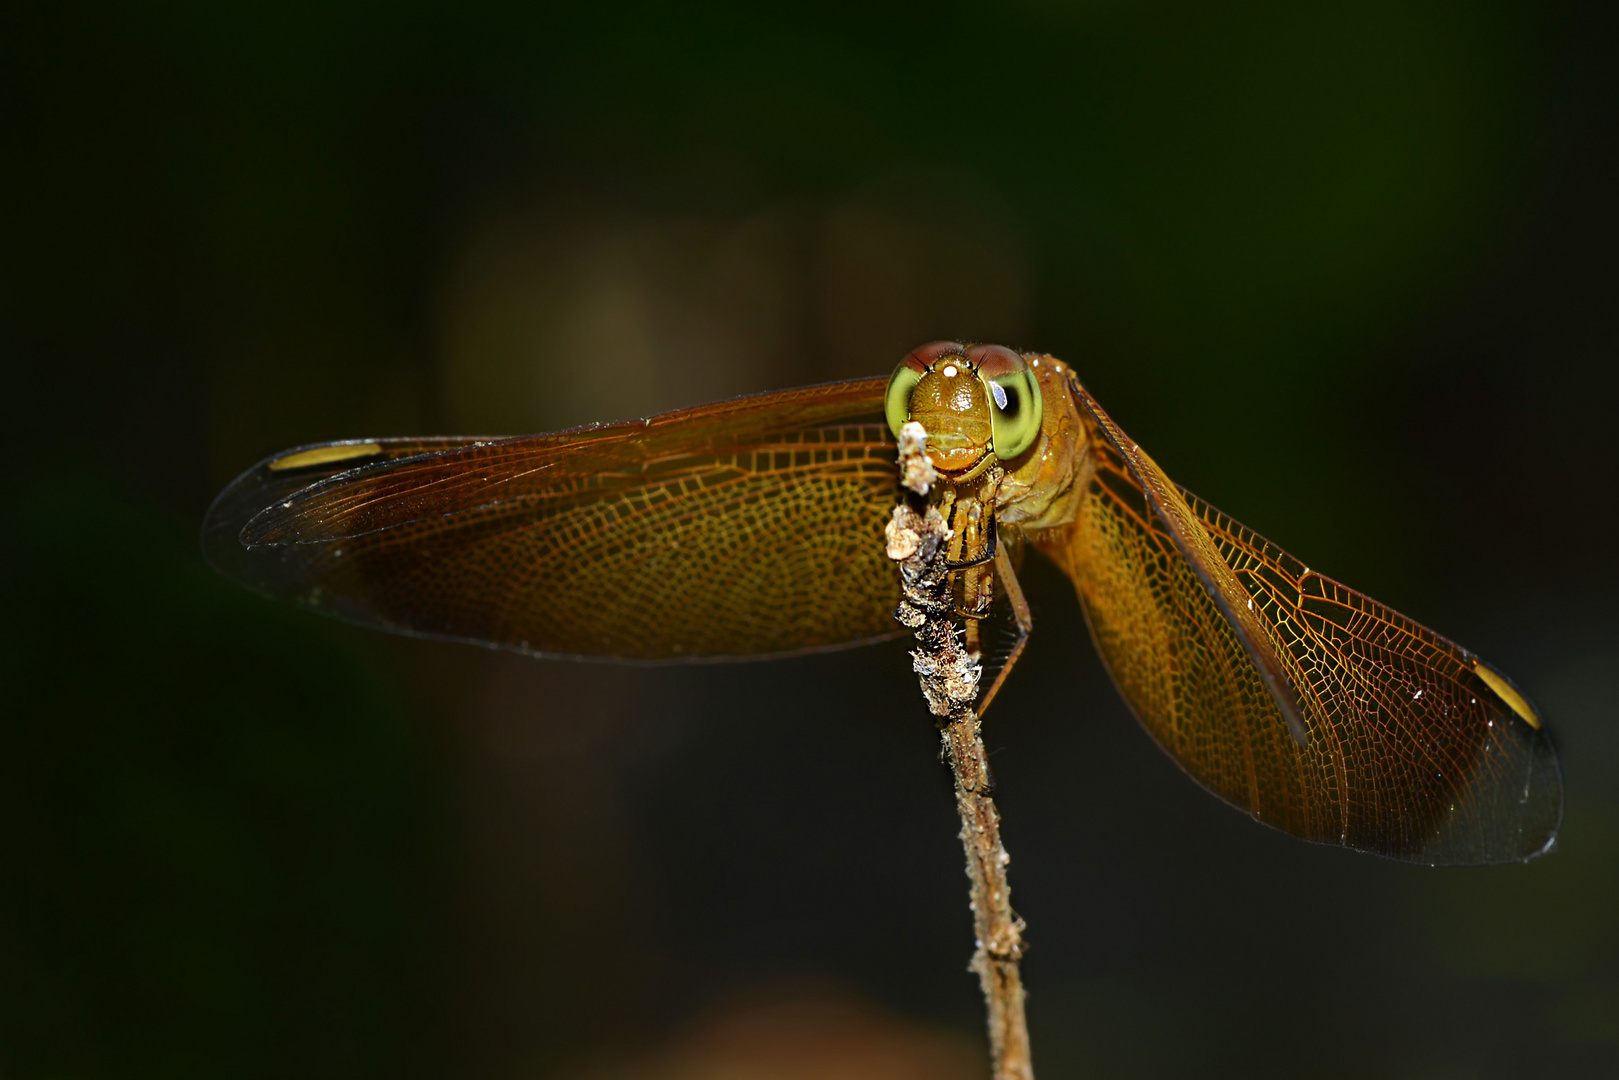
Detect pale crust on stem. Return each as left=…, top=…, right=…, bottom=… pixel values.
left=885, top=421, right=1034, bottom=1080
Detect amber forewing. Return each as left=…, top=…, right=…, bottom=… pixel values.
left=206, top=378, right=902, bottom=660
left=1036, top=410, right=1560, bottom=865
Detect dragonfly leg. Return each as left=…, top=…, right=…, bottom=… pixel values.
left=974, top=539, right=1033, bottom=719
left=957, top=561, right=995, bottom=658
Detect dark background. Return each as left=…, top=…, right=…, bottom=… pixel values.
left=3, top=2, right=1617, bottom=1077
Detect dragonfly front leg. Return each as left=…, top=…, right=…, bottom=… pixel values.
left=973, top=539, right=1033, bottom=720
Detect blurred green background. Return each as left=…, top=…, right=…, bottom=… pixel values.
left=3, top=1, right=1617, bottom=1077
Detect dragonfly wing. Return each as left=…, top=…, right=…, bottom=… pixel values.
left=1036, top=408, right=1561, bottom=865
left=1068, top=383, right=1309, bottom=746
left=205, top=378, right=904, bottom=661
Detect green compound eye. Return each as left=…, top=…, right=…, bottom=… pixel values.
left=968, top=345, right=1043, bottom=460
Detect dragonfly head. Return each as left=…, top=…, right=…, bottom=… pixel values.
left=885, top=341, right=1044, bottom=477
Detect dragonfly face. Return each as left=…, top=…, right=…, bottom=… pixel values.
left=884, top=341, right=1045, bottom=479
left=204, top=341, right=1562, bottom=865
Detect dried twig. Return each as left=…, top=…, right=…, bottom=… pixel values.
left=885, top=421, right=1034, bottom=1080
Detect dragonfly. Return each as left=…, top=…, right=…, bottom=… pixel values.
left=204, top=341, right=1561, bottom=866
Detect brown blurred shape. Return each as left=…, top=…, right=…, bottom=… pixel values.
left=437, top=177, right=1029, bottom=436
left=565, top=983, right=981, bottom=1080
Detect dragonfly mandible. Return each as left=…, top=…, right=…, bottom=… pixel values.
left=204, top=341, right=1561, bottom=865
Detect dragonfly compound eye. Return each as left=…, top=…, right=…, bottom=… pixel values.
left=967, top=344, right=1044, bottom=460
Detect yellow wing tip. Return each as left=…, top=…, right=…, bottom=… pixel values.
left=268, top=442, right=384, bottom=472
left=1472, top=659, right=1543, bottom=730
